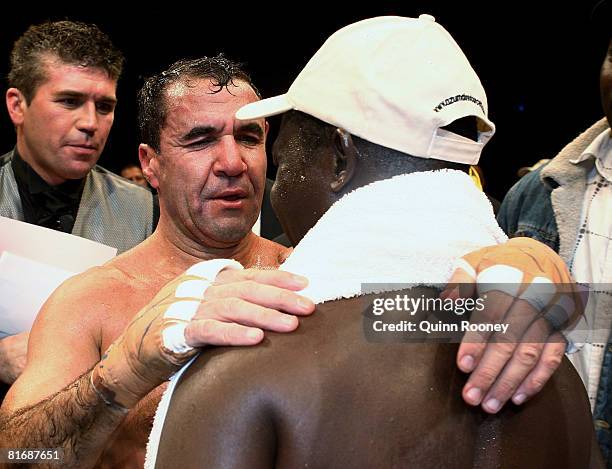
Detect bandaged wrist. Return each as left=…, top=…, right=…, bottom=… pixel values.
left=93, top=259, right=245, bottom=409
left=90, top=366, right=130, bottom=414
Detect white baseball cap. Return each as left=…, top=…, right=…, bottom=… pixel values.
left=237, top=15, right=495, bottom=165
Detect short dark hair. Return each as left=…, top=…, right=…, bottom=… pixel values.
left=8, top=20, right=124, bottom=103
left=137, top=54, right=260, bottom=152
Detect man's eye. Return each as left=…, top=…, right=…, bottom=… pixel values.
left=96, top=102, right=115, bottom=115
left=59, top=98, right=79, bottom=107
left=187, top=138, right=214, bottom=148
left=239, top=135, right=262, bottom=145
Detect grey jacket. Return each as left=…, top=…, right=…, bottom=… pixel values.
left=0, top=150, right=155, bottom=254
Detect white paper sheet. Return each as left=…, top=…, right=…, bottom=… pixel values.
left=0, top=216, right=117, bottom=338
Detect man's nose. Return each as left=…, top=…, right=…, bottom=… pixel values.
left=76, top=102, right=99, bottom=135
left=212, top=137, right=247, bottom=177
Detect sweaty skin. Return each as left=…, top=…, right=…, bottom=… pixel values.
left=0, top=70, right=308, bottom=468
left=156, top=287, right=598, bottom=469
left=1, top=231, right=288, bottom=468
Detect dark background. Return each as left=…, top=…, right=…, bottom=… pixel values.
left=0, top=1, right=607, bottom=202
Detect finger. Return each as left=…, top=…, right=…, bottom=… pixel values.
left=185, top=318, right=264, bottom=347
left=461, top=295, right=539, bottom=408
left=479, top=316, right=551, bottom=413
left=457, top=289, right=515, bottom=372
left=194, top=297, right=301, bottom=332
left=204, top=281, right=315, bottom=316
left=462, top=338, right=516, bottom=407
left=215, top=267, right=309, bottom=291
left=510, top=333, right=566, bottom=405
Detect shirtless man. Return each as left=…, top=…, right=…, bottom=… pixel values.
left=151, top=16, right=598, bottom=468
left=0, top=55, right=315, bottom=468
left=0, top=51, right=584, bottom=468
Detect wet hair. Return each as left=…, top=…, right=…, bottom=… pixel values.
left=8, top=20, right=123, bottom=103
left=137, top=54, right=260, bottom=152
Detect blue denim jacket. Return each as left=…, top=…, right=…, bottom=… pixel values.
left=497, top=119, right=612, bottom=465
left=497, top=167, right=559, bottom=252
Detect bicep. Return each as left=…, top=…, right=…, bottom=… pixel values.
left=3, top=278, right=103, bottom=412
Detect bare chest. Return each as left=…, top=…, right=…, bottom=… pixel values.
left=99, top=281, right=167, bottom=352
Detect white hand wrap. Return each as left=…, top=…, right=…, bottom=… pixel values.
left=162, top=259, right=243, bottom=354
left=518, top=276, right=556, bottom=311
left=476, top=265, right=523, bottom=297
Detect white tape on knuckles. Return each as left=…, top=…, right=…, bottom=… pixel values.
left=164, top=301, right=200, bottom=321
left=476, top=265, right=523, bottom=297
left=162, top=323, right=192, bottom=354
left=175, top=280, right=209, bottom=299
left=544, top=294, right=575, bottom=330
left=453, top=258, right=477, bottom=279
left=518, top=276, right=556, bottom=311
left=162, top=259, right=245, bottom=353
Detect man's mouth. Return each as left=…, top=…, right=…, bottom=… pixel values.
left=212, top=189, right=248, bottom=201
left=66, top=143, right=98, bottom=153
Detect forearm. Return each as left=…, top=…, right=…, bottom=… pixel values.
left=0, top=369, right=127, bottom=469
left=0, top=334, right=28, bottom=385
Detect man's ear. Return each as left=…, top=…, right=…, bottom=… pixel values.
left=139, top=144, right=160, bottom=190
left=330, top=128, right=357, bottom=193
left=6, top=88, right=27, bottom=126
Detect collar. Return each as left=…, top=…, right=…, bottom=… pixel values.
left=570, top=129, right=612, bottom=183
left=11, top=148, right=85, bottom=198
left=280, top=170, right=507, bottom=304
left=541, top=119, right=610, bottom=189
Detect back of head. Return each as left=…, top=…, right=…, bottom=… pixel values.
left=238, top=14, right=495, bottom=166
left=8, top=20, right=123, bottom=103
left=137, top=54, right=260, bottom=152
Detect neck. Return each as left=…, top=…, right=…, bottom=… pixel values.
left=153, top=215, right=267, bottom=268
left=15, top=138, right=65, bottom=186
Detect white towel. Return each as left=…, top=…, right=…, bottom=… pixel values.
left=145, top=169, right=507, bottom=468
left=280, top=170, right=507, bottom=302
left=145, top=355, right=197, bottom=469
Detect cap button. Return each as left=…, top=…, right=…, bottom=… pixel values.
left=419, top=14, right=436, bottom=22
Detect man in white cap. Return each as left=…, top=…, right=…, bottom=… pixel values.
left=149, top=15, right=597, bottom=468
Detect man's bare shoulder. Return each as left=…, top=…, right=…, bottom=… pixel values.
left=52, top=237, right=167, bottom=304
left=37, top=247, right=157, bottom=333
left=248, top=234, right=292, bottom=268
left=171, top=291, right=450, bottom=403
left=53, top=262, right=137, bottom=304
